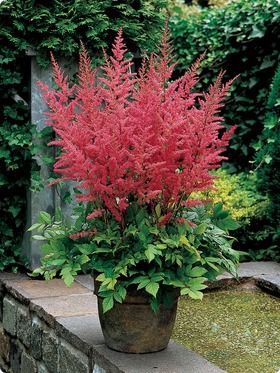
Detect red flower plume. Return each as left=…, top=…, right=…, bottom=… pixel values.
left=39, top=29, right=236, bottom=221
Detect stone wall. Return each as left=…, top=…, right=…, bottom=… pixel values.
left=0, top=263, right=279, bottom=372
left=0, top=272, right=227, bottom=373
left=0, top=274, right=102, bottom=373
left=0, top=298, right=92, bottom=373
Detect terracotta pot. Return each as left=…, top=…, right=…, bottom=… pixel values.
left=94, top=278, right=179, bottom=353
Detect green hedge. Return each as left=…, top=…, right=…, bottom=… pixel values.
left=253, top=65, right=280, bottom=261
left=0, top=0, right=167, bottom=270
left=256, top=65, right=280, bottom=218
left=170, top=0, right=280, bottom=171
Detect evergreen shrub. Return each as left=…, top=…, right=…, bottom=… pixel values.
left=170, top=0, right=280, bottom=170
left=254, top=65, right=280, bottom=262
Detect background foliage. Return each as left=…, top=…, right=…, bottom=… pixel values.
left=192, top=169, right=276, bottom=258
left=167, top=0, right=230, bottom=18
left=201, top=170, right=269, bottom=225
left=253, top=65, right=280, bottom=262
left=1, top=0, right=279, bottom=269
left=170, top=0, right=280, bottom=171
left=256, top=66, right=280, bottom=222
left=0, top=0, right=167, bottom=270
left=199, top=170, right=280, bottom=261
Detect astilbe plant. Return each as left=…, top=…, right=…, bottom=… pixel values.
left=33, top=30, right=241, bottom=312
left=38, top=29, right=236, bottom=224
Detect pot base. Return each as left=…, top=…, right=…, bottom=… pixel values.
left=95, top=286, right=179, bottom=354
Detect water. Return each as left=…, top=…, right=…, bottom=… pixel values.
left=173, top=290, right=280, bottom=373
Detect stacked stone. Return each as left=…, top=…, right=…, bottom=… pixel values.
left=0, top=267, right=268, bottom=373
left=0, top=274, right=97, bottom=373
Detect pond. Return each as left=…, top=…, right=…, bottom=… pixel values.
left=172, top=289, right=280, bottom=373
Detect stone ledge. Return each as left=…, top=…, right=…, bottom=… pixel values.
left=256, top=275, right=280, bottom=295
left=30, top=293, right=98, bottom=328
left=210, top=261, right=280, bottom=292
left=92, top=342, right=225, bottom=373
left=218, top=261, right=280, bottom=279
left=55, top=315, right=104, bottom=355
left=0, top=262, right=279, bottom=373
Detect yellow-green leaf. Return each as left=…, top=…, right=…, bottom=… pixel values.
left=155, top=204, right=161, bottom=218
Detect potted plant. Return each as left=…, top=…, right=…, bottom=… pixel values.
left=29, top=29, right=241, bottom=353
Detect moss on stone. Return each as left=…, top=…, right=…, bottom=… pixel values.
left=173, top=290, right=280, bottom=373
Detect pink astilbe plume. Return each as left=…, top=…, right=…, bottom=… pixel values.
left=39, top=29, right=236, bottom=222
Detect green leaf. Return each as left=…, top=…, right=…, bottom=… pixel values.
left=194, top=223, right=208, bottom=235
left=264, top=155, right=272, bottom=164
left=102, top=297, right=114, bottom=313
left=145, top=282, right=159, bottom=298
left=155, top=204, right=161, bottom=218
left=113, top=292, right=123, bottom=303
left=144, top=245, right=159, bottom=263
left=169, top=279, right=185, bottom=287
left=259, top=58, right=274, bottom=70
left=27, top=223, right=43, bottom=232
left=248, top=25, right=265, bottom=39
left=150, top=297, right=160, bottom=313
left=118, top=287, right=127, bottom=301
left=180, top=287, right=190, bottom=296
left=125, top=225, right=138, bottom=236
left=30, top=267, right=44, bottom=277
left=78, top=244, right=94, bottom=255
left=39, top=211, right=52, bottom=225
left=187, top=266, right=208, bottom=277
left=137, top=278, right=151, bottom=290
left=179, top=235, right=189, bottom=246
left=206, top=261, right=220, bottom=272
left=181, top=287, right=203, bottom=300
left=149, top=227, right=159, bottom=235
left=220, top=217, right=240, bottom=231
left=61, top=268, right=74, bottom=287
left=187, top=277, right=208, bottom=291
left=95, top=273, right=106, bottom=282
left=188, top=289, right=203, bottom=300
left=51, top=259, right=66, bottom=266
left=78, top=254, right=90, bottom=265
left=150, top=273, right=163, bottom=282
left=106, top=278, right=117, bottom=290
left=32, top=235, right=47, bottom=241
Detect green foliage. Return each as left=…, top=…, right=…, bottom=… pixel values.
left=0, top=0, right=167, bottom=270
left=167, top=0, right=229, bottom=18
left=30, top=202, right=241, bottom=313
left=170, top=0, right=280, bottom=170
left=194, top=169, right=279, bottom=262
left=256, top=65, right=280, bottom=221
left=253, top=65, right=280, bottom=262
left=1, top=0, right=167, bottom=69
left=0, top=94, right=31, bottom=271
left=200, top=169, right=269, bottom=225
left=167, top=0, right=201, bottom=17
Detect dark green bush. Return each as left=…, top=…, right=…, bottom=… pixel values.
left=0, top=0, right=167, bottom=270
left=252, top=65, right=280, bottom=262
left=170, top=0, right=280, bottom=171
left=256, top=65, right=280, bottom=221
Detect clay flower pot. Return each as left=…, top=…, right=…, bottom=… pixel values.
left=94, top=278, right=179, bottom=353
